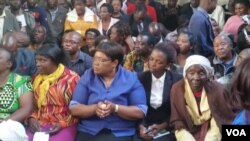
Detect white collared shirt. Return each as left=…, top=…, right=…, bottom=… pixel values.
left=150, top=72, right=166, bottom=109
left=0, top=10, right=6, bottom=41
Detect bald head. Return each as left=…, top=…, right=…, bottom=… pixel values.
left=12, top=32, right=30, bottom=47
left=2, top=32, right=18, bottom=53
left=68, top=31, right=83, bottom=42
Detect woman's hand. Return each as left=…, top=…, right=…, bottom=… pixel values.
left=28, top=118, right=40, bottom=133
left=95, top=100, right=115, bottom=118
left=139, top=124, right=154, bottom=140
left=148, top=124, right=160, bottom=137
left=46, top=123, right=62, bottom=135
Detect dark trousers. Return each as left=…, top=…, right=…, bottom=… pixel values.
left=75, top=129, right=133, bottom=141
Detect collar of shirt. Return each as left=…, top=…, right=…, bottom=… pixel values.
left=0, top=10, right=6, bottom=18
left=49, top=7, right=58, bottom=15
left=152, top=72, right=166, bottom=84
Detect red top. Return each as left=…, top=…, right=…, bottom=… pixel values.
left=127, top=3, right=157, bottom=22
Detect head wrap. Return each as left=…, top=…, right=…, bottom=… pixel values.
left=0, top=120, right=28, bottom=141
left=183, top=55, right=214, bottom=79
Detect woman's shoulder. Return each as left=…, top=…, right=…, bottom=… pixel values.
left=61, top=67, right=80, bottom=80
left=12, top=73, right=31, bottom=83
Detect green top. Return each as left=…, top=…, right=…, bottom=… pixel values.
left=0, top=73, right=32, bottom=119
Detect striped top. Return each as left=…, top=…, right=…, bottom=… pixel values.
left=30, top=68, right=80, bottom=128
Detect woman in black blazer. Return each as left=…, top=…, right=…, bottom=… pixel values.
left=136, top=42, right=182, bottom=141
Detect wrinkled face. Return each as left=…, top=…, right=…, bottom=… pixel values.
left=149, top=49, right=169, bottom=75
left=0, top=50, right=12, bottom=73
left=186, top=64, right=207, bottom=92
left=176, top=33, right=192, bottom=54
left=9, top=0, right=22, bottom=11
left=62, top=33, right=81, bottom=55
left=36, top=55, right=57, bottom=75
left=93, top=51, right=115, bottom=75
left=32, top=26, right=46, bottom=44
left=74, top=0, right=85, bottom=16
left=48, top=0, right=58, bottom=9
left=213, top=36, right=232, bottom=61
left=109, top=27, right=120, bottom=42
left=99, top=6, right=111, bottom=19
left=207, top=0, right=217, bottom=14
left=112, top=0, right=121, bottom=13
left=234, top=3, right=247, bottom=16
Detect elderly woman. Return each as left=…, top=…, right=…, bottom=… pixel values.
left=70, top=41, right=147, bottom=141
left=170, top=55, right=234, bottom=141
left=0, top=47, right=33, bottom=122
left=231, top=58, right=250, bottom=124
left=136, top=44, right=182, bottom=141
left=26, top=43, right=80, bottom=141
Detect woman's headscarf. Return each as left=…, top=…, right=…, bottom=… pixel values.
left=183, top=55, right=214, bottom=79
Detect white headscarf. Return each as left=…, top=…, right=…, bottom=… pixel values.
left=0, top=120, right=28, bottom=141
left=183, top=55, right=214, bottom=79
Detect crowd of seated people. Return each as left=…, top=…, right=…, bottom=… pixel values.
left=1, top=0, right=250, bottom=141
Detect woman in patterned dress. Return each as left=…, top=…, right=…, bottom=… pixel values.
left=0, top=47, right=33, bottom=122
left=26, top=43, right=80, bottom=141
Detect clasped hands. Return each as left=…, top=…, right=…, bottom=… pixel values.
left=95, top=100, right=115, bottom=118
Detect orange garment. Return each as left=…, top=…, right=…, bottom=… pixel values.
left=30, top=68, right=80, bottom=128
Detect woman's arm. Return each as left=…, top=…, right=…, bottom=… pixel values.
left=70, top=103, right=97, bottom=118
left=7, top=91, right=33, bottom=122
left=115, top=105, right=145, bottom=120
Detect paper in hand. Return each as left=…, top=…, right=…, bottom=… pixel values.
left=33, top=132, right=49, bottom=141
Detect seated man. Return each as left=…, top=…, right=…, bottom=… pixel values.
left=62, top=30, right=92, bottom=76
left=210, top=33, right=237, bottom=79
left=123, top=33, right=154, bottom=73
left=2, top=32, right=37, bottom=77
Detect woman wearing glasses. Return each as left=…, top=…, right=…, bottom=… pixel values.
left=70, top=41, right=147, bottom=141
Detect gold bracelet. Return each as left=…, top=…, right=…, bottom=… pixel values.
left=115, top=104, right=119, bottom=113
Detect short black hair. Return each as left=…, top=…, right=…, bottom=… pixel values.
left=36, top=43, right=68, bottom=65
left=154, top=41, right=178, bottom=64
left=85, top=28, right=101, bottom=37
left=100, top=3, right=114, bottom=13
left=95, top=41, right=124, bottom=65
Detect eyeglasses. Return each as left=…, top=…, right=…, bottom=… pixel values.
left=93, top=57, right=111, bottom=64
left=63, top=39, right=79, bottom=45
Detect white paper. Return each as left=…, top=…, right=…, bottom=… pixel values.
left=153, top=130, right=170, bottom=139
left=16, top=14, right=27, bottom=27
left=33, top=132, right=49, bottom=141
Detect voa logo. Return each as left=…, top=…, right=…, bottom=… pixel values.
left=226, top=129, right=246, bottom=136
